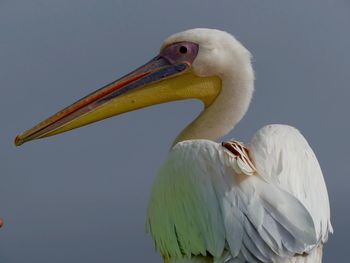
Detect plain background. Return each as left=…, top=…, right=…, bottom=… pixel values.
left=1, top=1, right=349, bottom=262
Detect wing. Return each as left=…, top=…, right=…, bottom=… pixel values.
left=250, top=125, right=333, bottom=243
left=147, top=125, right=332, bottom=262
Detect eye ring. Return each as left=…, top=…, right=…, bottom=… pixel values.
left=179, top=46, right=188, bottom=54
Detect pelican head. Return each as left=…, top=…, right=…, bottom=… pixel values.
left=15, top=28, right=254, bottom=146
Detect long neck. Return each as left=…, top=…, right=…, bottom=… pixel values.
left=174, top=66, right=254, bottom=144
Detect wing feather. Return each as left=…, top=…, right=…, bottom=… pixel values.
left=147, top=124, right=331, bottom=262
left=250, top=125, right=332, bottom=243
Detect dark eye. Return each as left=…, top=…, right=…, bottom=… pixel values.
left=179, top=46, right=188, bottom=54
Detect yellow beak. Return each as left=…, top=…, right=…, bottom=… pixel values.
left=15, top=55, right=221, bottom=146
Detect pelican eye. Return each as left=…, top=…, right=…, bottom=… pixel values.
left=160, top=42, right=198, bottom=64
left=179, top=46, right=188, bottom=54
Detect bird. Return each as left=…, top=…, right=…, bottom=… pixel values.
left=15, top=28, right=332, bottom=263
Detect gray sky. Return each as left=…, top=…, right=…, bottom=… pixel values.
left=1, top=0, right=349, bottom=262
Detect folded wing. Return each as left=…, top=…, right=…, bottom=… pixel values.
left=147, top=125, right=332, bottom=262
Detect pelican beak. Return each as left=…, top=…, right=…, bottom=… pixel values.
left=15, top=53, right=221, bottom=146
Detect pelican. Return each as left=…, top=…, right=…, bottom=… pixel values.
left=15, top=28, right=332, bottom=263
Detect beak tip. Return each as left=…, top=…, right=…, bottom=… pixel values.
left=14, top=135, right=24, bottom=147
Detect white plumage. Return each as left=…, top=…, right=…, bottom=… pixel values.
left=147, top=29, right=332, bottom=262
left=147, top=125, right=332, bottom=263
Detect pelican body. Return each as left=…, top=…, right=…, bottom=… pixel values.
left=15, top=29, right=332, bottom=263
